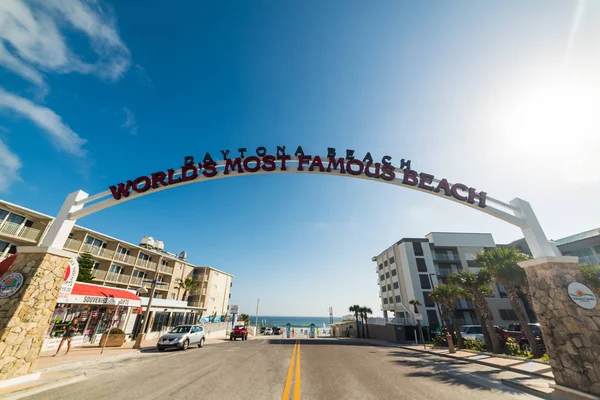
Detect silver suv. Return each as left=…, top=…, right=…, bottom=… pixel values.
left=157, top=325, right=205, bottom=351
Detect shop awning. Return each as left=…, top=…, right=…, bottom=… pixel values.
left=65, top=282, right=142, bottom=307
left=0, top=254, right=17, bottom=278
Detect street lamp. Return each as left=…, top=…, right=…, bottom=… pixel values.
left=133, top=279, right=167, bottom=349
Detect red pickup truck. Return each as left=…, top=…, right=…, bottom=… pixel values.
left=503, top=323, right=545, bottom=353
left=230, top=325, right=248, bottom=341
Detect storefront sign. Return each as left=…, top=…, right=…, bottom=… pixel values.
left=65, top=294, right=141, bottom=307
left=568, top=282, right=597, bottom=310
left=109, top=147, right=487, bottom=208
left=0, top=272, right=25, bottom=298
left=58, top=257, right=79, bottom=302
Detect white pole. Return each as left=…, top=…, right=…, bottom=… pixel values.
left=254, top=298, right=260, bottom=335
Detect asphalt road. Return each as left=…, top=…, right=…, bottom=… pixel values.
left=31, top=338, right=543, bottom=400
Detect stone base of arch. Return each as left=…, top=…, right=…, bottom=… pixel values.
left=520, top=256, right=600, bottom=397
left=0, top=248, right=73, bottom=380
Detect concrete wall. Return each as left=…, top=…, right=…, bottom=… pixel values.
left=367, top=323, right=406, bottom=343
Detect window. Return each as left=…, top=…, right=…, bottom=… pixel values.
left=413, top=242, right=424, bottom=256
left=389, top=256, right=395, bottom=264
left=385, top=272, right=390, bottom=279
left=384, top=260, right=388, bottom=267
left=92, top=261, right=100, bottom=270
left=382, top=286, right=387, bottom=292
left=116, top=246, right=130, bottom=255
left=416, top=258, right=427, bottom=272
left=132, top=269, right=146, bottom=279
left=380, top=274, right=385, bottom=281
left=0, top=209, right=8, bottom=221
left=419, top=275, right=431, bottom=289
left=0, top=240, right=10, bottom=253
left=497, top=284, right=508, bottom=298
left=466, top=326, right=483, bottom=334
left=393, top=282, right=399, bottom=289
left=378, top=263, right=383, bottom=270
left=395, top=295, right=401, bottom=302
left=170, top=293, right=176, bottom=300
left=161, top=259, right=169, bottom=266
left=388, top=297, right=394, bottom=304
left=109, top=264, right=124, bottom=274
left=499, top=309, right=518, bottom=321
left=6, top=213, right=25, bottom=225
left=427, top=310, right=440, bottom=327
left=85, top=236, right=105, bottom=248
left=423, top=292, right=435, bottom=307
left=138, top=252, right=152, bottom=262
left=383, top=298, right=388, bottom=304
left=391, top=269, right=397, bottom=276
left=387, top=284, right=391, bottom=291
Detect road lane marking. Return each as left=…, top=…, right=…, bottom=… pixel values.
left=282, top=341, right=298, bottom=399
left=293, top=342, right=301, bottom=400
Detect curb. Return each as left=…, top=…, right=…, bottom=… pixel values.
left=501, top=379, right=553, bottom=399
left=396, top=344, right=554, bottom=380
left=2, top=373, right=87, bottom=400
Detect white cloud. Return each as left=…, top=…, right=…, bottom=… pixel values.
left=121, top=107, right=137, bottom=135
left=0, top=87, right=86, bottom=155
left=0, top=0, right=131, bottom=87
left=0, top=139, right=21, bottom=192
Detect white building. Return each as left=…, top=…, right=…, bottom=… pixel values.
left=372, top=232, right=519, bottom=328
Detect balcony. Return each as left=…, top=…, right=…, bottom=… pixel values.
left=114, top=252, right=137, bottom=265
left=136, top=259, right=157, bottom=271
left=129, top=276, right=144, bottom=287
left=158, top=264, right=174, bottom=275
left=577, top=255, right=600, bottom=266
left=92, top=269, right=107, bottom=280
left=454, top=299, right=474, bottom=309
left=0, top=221, right=42, bottom=243
left=64, top=238, right=83, bottom=251
left=80, top=244, right=115, bottom=260
left=105, top=272, right=130, bottom=284
left=436, top=268, right=456, bottom=277
left=433, top=253, right=459, bottom=262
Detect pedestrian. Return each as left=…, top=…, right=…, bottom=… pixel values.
left=54, top=318, right=79, bottom=356
left=317, top=328, right=320, bottom=337
left=292, top=328, right=295, bottom=337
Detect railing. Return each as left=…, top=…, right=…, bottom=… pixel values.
left=136, top=259, right=157, bottom=270
left=454, top=299, right=474, bottom=309
left=433, top=253, right=459, bottom=261
left=106, top=272, right=130, bottom=284
left=367, top=317, right=408, bottom=326
left=114, top=252, right=137, bottom=265
left=64, top=238, right=83, bottom=251
left=0, top=221, right=41, bottom=242
left=92, top=269, right=107, bottom=280
left=158, top=264, right=174, bottom=274
left=129, top=276, right=144, bottom=287
left=80, top=244, right=115, bottom=260
left=436, top=268, right=456, bottom=277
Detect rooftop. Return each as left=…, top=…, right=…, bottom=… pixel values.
left=554, top=227, right=600, bottom=246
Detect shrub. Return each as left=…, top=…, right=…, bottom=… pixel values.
left=108, top=328, right=125, bottom=335
left=464, top=339, right=486, bottom=352
left=539, top=353, right=549, bottom=362
left=504, top=337, right=528, bottom=357
left=432, top=328, right=449, bottom=347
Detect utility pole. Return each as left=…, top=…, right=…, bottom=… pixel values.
left=328, top=307, right=333, bottom=324
left=254, top=298, right=260, bottom=335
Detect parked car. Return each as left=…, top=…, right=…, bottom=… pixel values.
left=157, top=325, right=205, bottom=351
left=230, top=325, right=248, bottom=340
left=272, top=327, right=281, bottom=335
left=505, top=323, right=545, bottom=352
left=264, top=327, right=273, bottom=335
left=460, top=325, right=507, bottom=345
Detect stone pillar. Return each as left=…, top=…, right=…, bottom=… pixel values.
left=0, top=247, right=74, bottom=380
left=520, top=256, right=600, bottom=397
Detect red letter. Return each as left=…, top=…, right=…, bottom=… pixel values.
left=167, top=169, right=182, bottom=184
left=224, top=158, right=243, bottom=175
left=182, top=164, right=198, bottom=182
left=418, top=173, right=435, bottom=191
left=243, top=156, right=261, bottom=172
left=279, top=154, right=291, bottom=171
left=402, top=169, right=418, bottom=186
left=346, top=159, right=364, bottom=176
left=132, top=176, right=151, bottom=193
left=451, top=183, right=468, bottom=201
left=151, top=172, right=167, bottom=189
left=365, top=162, right=381, bottom=179
left=468, top=188, right=487, bottom=208
left=262, top=155, right=276, bottom=171
left=309, top=156, right=325, bottom=172
left=381, top=164, right=396, bottom=181
left=433, top=178, right=451, bottom=196
left=326, top=157, right=346, bottom=173
left=298, top=155, right=312, bottom=171
left=202, top=161, right=217, bottom=177
left=109, top=181, right=133, bottom=200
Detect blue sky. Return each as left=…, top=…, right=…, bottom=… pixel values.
left=1, top=1, right=599, bottom=316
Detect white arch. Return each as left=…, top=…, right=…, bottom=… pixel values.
left=40, top=156, right=560, bottom=258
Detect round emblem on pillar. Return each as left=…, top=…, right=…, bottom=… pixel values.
left=567, top=282, right=597, bottom=310
left=0, top=272, right=25, bottom=298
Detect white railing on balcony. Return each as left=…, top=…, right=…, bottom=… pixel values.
left=436, top=268, right=456, bottom=277
left=367, top=317, right=408, bottom=326
left=106, top=272, right=129, bottom=284
left=80, top=244, right=115, bottom=260
left=158, top=264, right=174, bottom=274
left=92, top=269, right=107, bottom=280
left=114, top=252, right=136, bottom=265
left=0, top=221, right=41, bottom=242
left=129, top=276, right=144, bottom=287
left=433, top=253, right=459, bottom=261
left=136, top=259, right=157, bottom=270
left=64, top=238, right=83, bottom=251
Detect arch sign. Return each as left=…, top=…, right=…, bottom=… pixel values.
left=40, top=145, right=560, bottom=259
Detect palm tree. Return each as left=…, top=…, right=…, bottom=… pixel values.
left=450, top=269, right=501, bottom=353
left=359, top=307, right=373, bottom=338
left=176, top=277, right=199, bottom=302
left=349, top=305, right=361, bottom=338
left=408, top=299, right=423, bottom=343
left=429, top=284, right=465, bottom=349
left=474, top=247, right=542, bottom=358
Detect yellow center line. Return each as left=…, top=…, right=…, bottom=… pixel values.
left=293, top=341, right=301, bottom=400
left=282, top=341, right=298, bottom=399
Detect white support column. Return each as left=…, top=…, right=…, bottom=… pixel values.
left=510, top=197, right=561, bottom=258
left=40, top=190, right=89, bottom=250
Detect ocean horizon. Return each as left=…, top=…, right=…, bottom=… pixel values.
left=243, top=316, right=344, bottom=328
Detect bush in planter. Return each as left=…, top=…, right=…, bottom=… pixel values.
left=464, top=339, right=486, bottom=352
left=504, top=337, right=528, bottom=357
left=432, top=327, right=449, bottom=347
left=108, top=328, right=125, bottom=335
